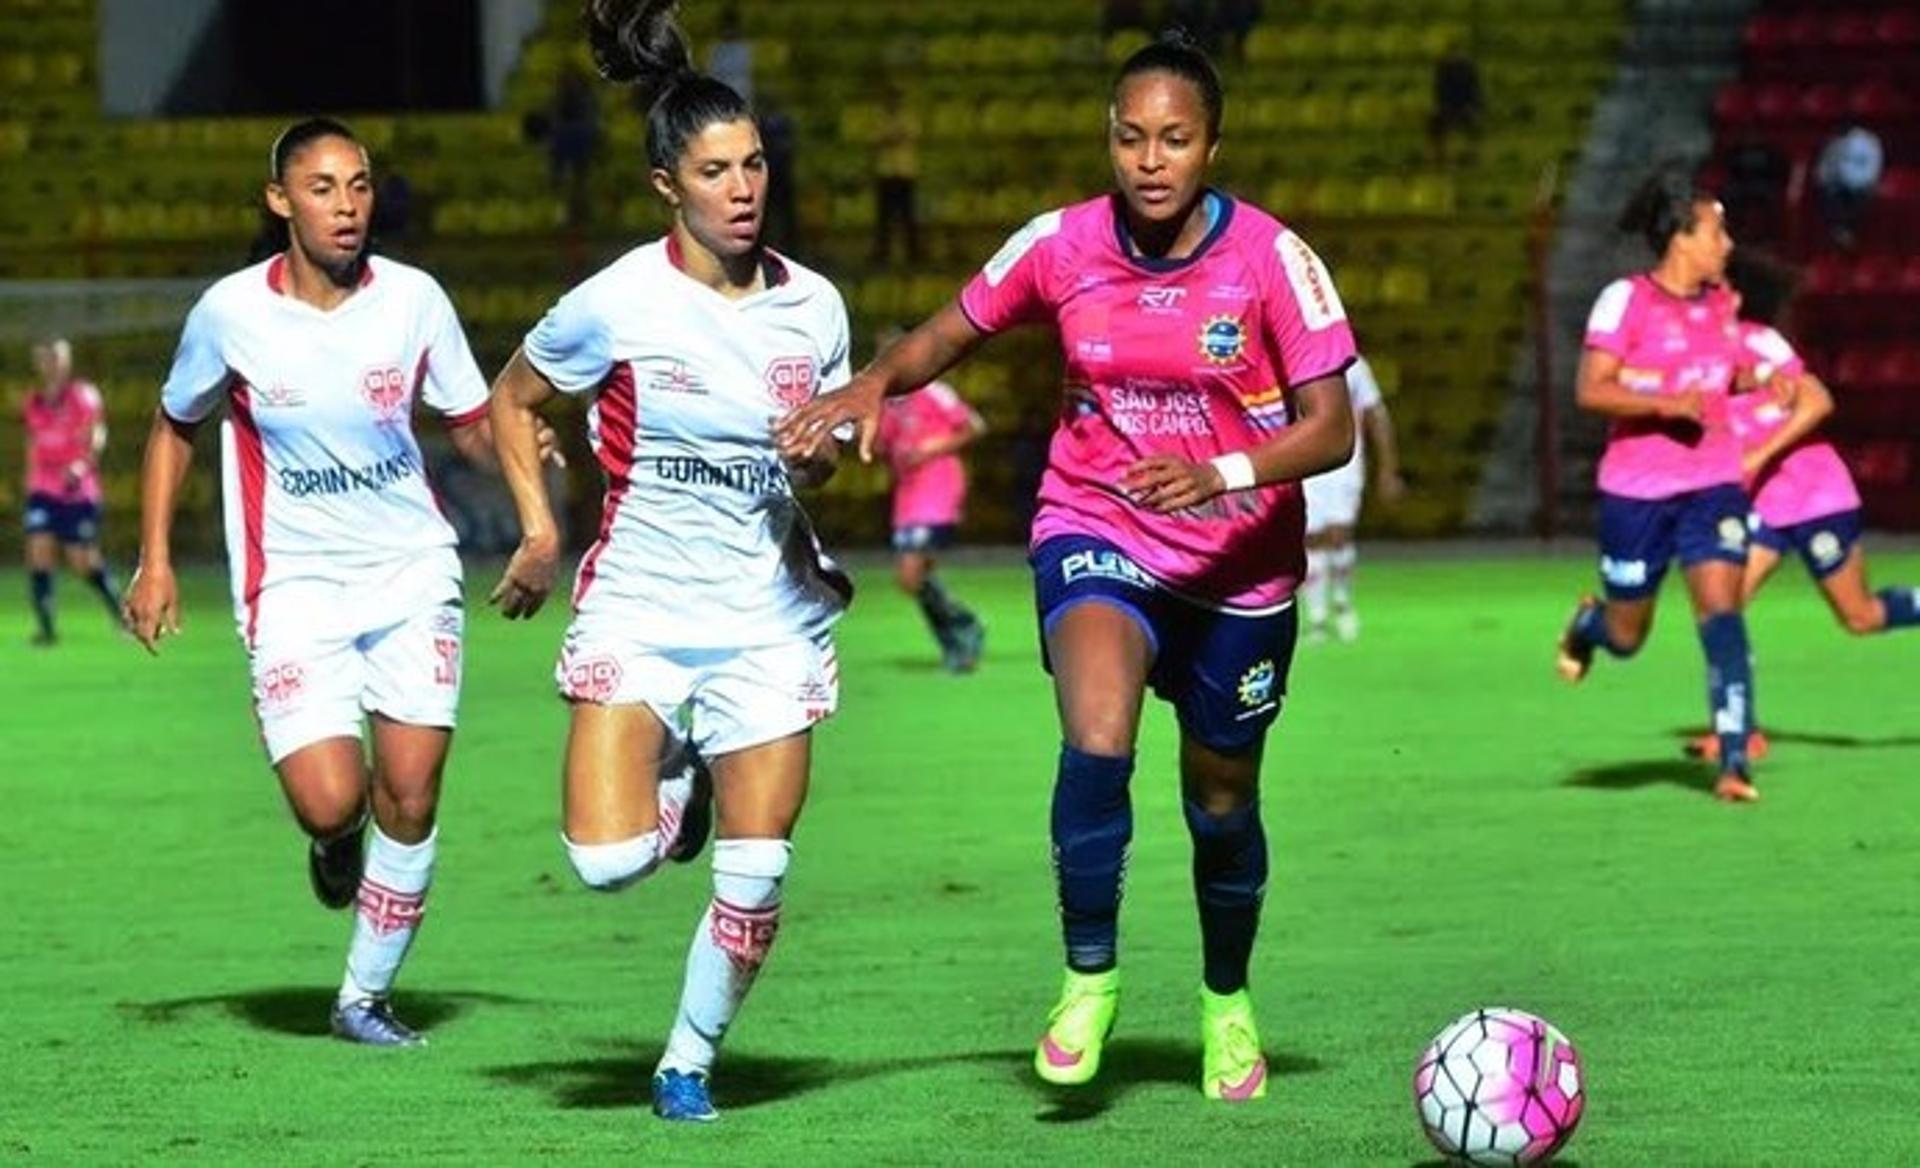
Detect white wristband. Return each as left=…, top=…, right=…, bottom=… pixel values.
left=1210, top=452, right=1256, bottom=492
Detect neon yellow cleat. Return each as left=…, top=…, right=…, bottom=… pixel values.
left=1201, top=986, right=1269, bottom=1101
left=1033, top=968, right=1119, bottom=1086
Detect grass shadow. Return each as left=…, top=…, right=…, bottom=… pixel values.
left=1030, top=1038, right=1329, bottom=1123
left=1414, top=1162, right=1583, bottom=1168
left=1668, top=724, right=1920, bottom=751
left=1563, top=758, right=1712, bottom=793
left=124, top=986, right=524, bottom=1037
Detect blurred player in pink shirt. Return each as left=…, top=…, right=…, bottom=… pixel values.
left=1555, top=168, right=1762, bottom=803
left=781, top=32, right=1357, bottom=1100
left=873, top=326, right=987, bottom=671
left=21, top=335, right=120, bottom=646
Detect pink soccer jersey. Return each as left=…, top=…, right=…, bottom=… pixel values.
left=959, top=193, right=1357, bottom=611
left=23, top=380, right=104, bottom=504
left=1582, top=273, right=1745, bottom=499
left=877, top=380, right=974, bottom=528
left=1727, top=322, right=1861, bottom=527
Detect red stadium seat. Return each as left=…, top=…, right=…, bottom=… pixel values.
left=1828, top=12, right=1878, bottom=52
left=1847, top=79, right=1913, bottom=122
left=1877, top=9, right=1920, bottom=52
left=1753, top=83, right=1799, bottom=123
left=1798, top=84, right=1849, bottom=125
left=1713, top=83, right=1756, bottom=129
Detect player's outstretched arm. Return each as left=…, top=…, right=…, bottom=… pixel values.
left=1744, top=372, right=1834, bottom=478
left=124, top=409, right=198, bottom=654
left=775, top=301, right=985, bottom=463
left=1125, top=373, right=1356, bottom=513
left=1365, top=401, right=1407, bottom=504
left=488, top=348, right=562, bottom=619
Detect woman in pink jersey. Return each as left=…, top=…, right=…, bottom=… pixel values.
left=21, top=335, right=120, bottom=646
left=124, top=118, right=541, bottom=1046
left=1553, top=168, right=1763, bottom=803
left=872, top=325, right=988, bottom=672
left=780, top=32, right=1357, bottom=1100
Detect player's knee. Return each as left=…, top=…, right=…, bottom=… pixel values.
left=709, top=838, right=791, bottom=970
left=896, top=559, right=926, bottom=594
left=565, top=830, right=664, bottom=892
left=1065, top=720, right=1136, bottom=758
left=1839, top=605, right=1882, bottom=636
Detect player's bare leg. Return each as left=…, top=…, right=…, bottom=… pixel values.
left=563, top=702, right=683, bottom=886
left=275, top=736, right=371, bottom=910
left=1034, top=603, right=1151, bottom=1086
left=653, top=732, right=810, bottom=1121
left=25, top=532, right=58, bottom=646
left=63, top=540, right=119, bottom=624
left=1684, top=561, right=1759, bottom=802
left=1182, top=736, right=1270, bottom=1100
left=327, top=716, right=449, bottom=1046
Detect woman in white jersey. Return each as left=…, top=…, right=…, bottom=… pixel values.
left=123, top=118, right=543, bottom=1047
left=488, top=0, right=850, bottom=1123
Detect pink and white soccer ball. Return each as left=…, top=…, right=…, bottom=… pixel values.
left=1413, top=1007, right=1584, bottom=1167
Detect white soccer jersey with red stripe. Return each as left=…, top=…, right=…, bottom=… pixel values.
left=159, top=254, right=489, bottom=638
left=524, top=237, right=851, bottom=649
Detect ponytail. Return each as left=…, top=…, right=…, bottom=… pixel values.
left=584, top=0, right=751, bottom=171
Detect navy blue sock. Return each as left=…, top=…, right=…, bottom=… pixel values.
left=29, top=570, right=54, bottom=639
left=87, top=567, right=119, bottom=614
left=1877, top=587, right=1920, bottom=630
left=1699, top=613, right=1755, bottom=776
left=916, top=576, right=975, bottom=645
left=1184, top=799, right=1267, bottom=996
left=1573, top=601, right=1632, bottom=658
left=1051, top=745, right=1134, bottom=973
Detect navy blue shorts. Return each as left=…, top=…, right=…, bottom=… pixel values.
left=23, top=493, right=101, bottom=545
left=1750, top=508, right=1862, bottom=581
left=1030, top=535, right=1297, bottom=753
left=1595, top=484, right=1750, bottom=600
left=892, top=523, right=957, bottom=553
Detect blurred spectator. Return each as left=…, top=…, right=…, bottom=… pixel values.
left=1720, top=138, right=1789, bottom=243
left=1102, top=0, right=1151, bottom=39
left=549, top=64, right=601, bottom=226
left=760, top=90, right=799, bottom=254
left=1215, top=0, right=1262, bottom=62
left=871, top=84, right=922, bottom=266
left=1428, top=43, right=1485, bottom=162
left=707, top=3, right=754, bottom=109
left=1814, top=124, right=1883, bottom=249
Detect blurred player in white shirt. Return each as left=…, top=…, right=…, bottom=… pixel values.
left=1301, top=355, right=1404, bottom=641
left=123, top=118, right=552, bottom=1047
left=488, top=0, right=849, bottom=1124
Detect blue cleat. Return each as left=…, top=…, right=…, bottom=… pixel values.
left=651, top=1068, right=718, bottom=1122
left=330, top=998, right=426, bottom=1047
left=666, top=754, right=713, bottom=864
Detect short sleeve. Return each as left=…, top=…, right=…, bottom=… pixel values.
left=958, top=209, right=1064, bottom=335
left=159, top=297, right=232, bottom=424
left=524, top=283, right=613, bottom=396
left=925, top=381, right=974, bottom=430
left=417, top=281, right=490, bottom=424
left=1263, top=229, right=1357, bottom=386
left=1345, top=357, right=1383, bottom=412
left=817, top=288, right=852, bottom=395
left=1583, top=278, right=1637, bottom=357
left=1743, top=324, right=1805, bottom=378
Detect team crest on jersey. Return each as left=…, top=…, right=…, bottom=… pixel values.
left=1237, top=659, right=1276, bottom=708
left=360, top=364, right=410, bottom=422
left=1199, top=315, right=1247, bottom=365
left=765, top=357, right=818, bottom=410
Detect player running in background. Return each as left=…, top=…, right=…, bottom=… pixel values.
left=487, top=0, right=851, bottom=1124
left=780, top=31, right=1356, bottom=1101
left=21, top=336, right=120, bottom=645
left=1553, top=169, right=1761, bottom=803
left=1300, top=354, right=1403, bottom=642
left=872, top=324, right=988, bottom=672
left=123, top=118, right=540, bottom=1046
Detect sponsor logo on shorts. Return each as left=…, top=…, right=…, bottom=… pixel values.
left=256, top=660, right=307, bottom=712
left=1601, top=556, right=1648, bottom=587
left=1060, top=548, right=1157, bottom=590
left=1237, top=659, right=1276, bottom=709
left=24, top=506, right=48, bottom=528
left=1809, top=530, right=1843, bottom=568
left=798, top=676, right=836, bottom=723
left=1717, top=517, right=1747, bottom=553
left=560, top=653, right=623, bottom=703
left=765, top=356, right=818, bottom=410
left=360, top=364, right=411, bottom=423
left=1198, top=315, right=1247, bottom=366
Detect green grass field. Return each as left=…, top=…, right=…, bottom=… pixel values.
left=4, top=547, right=1918, bottom=1165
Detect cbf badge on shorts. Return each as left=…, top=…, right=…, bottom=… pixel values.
left=1716, top=516, right=1748, bottom=555
left=1236, top=658, right=1278, bottom=721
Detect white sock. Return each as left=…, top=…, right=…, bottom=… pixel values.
left=339, top=825, right=436, bottom=1006
left=657, top=838, right=791, bottom=1077
left=1329, top=544, right=1357, bottom=612
left=1304, top=549, right=1331, bottom=627
left=564, top=830, right=662, bottom=892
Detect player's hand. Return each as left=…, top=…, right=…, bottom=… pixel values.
left=1376, top=470, right=1408, bottom=505
left=1659, top=391, right=1704, bottom=423
left=534, top=417, right=567, bottom=468
left=781, top=424, right=841, bottom=490
left=1768, top=373, right=1805, bottom=408
left=1123, top=455, right=1223, bottom=514
left=1741, top=448, right=1772, bottom=480
left=774, top=372, right=886, bottom=464
left=490, top=533, right=558, bottom=620
left=122, top=562, right=181, bottom=655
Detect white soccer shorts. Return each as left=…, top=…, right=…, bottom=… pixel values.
left=245, top=557, right=464, bottom=763
left=553, top=620, right=840, bottom=757
left=1304, top=461, right=1365, bottom=533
